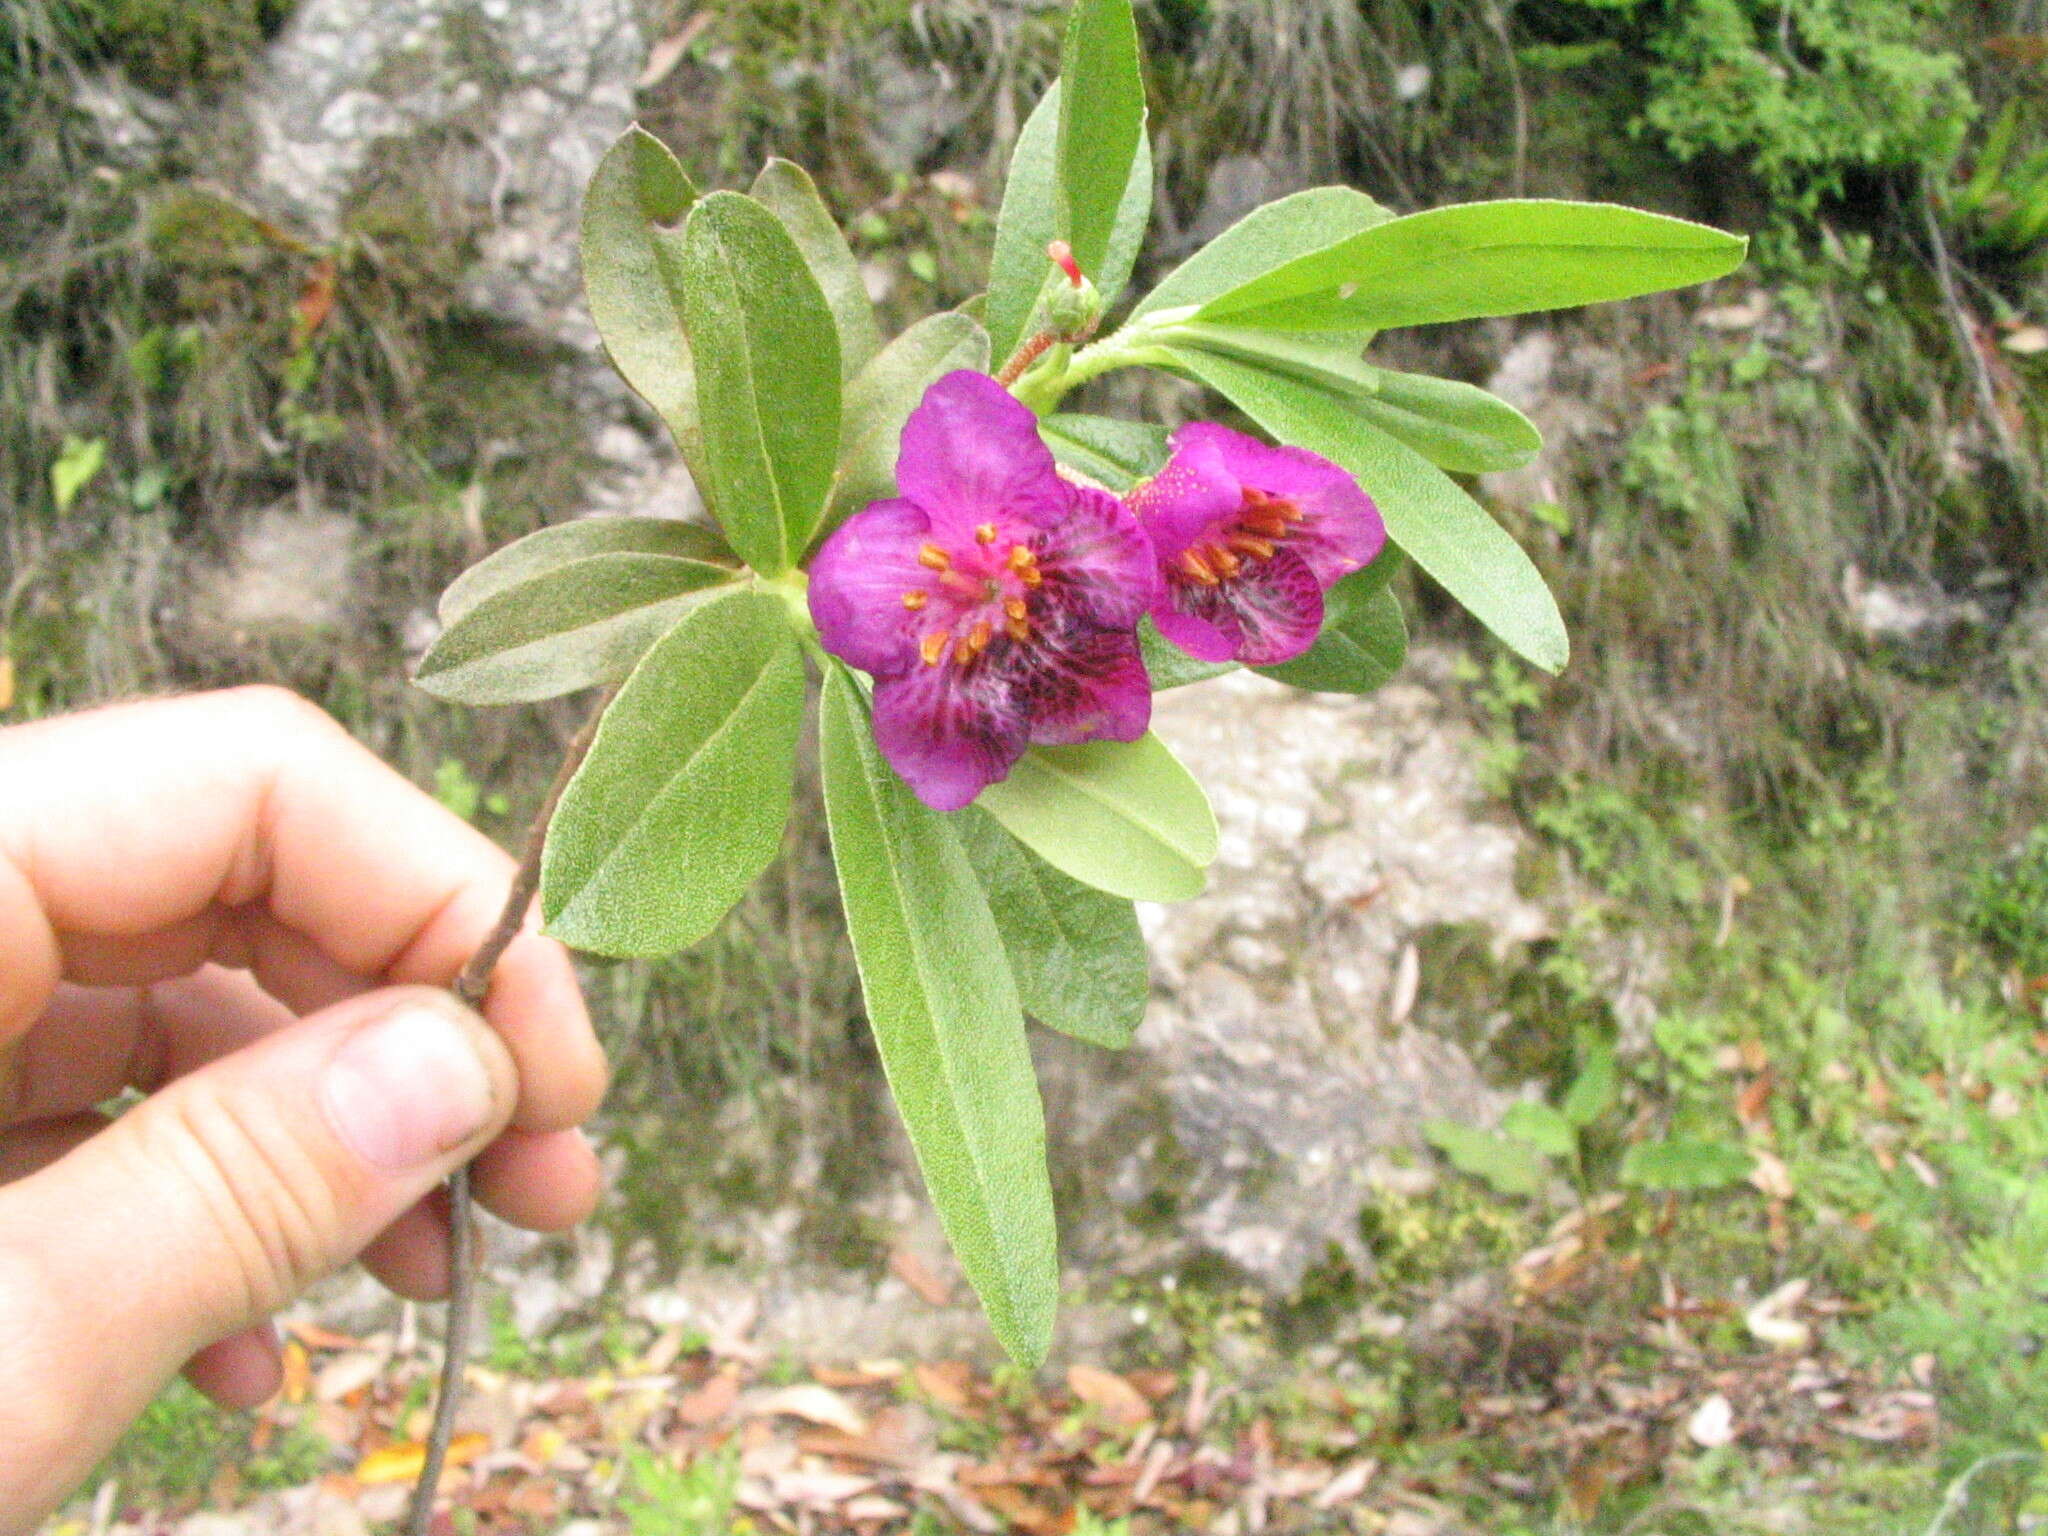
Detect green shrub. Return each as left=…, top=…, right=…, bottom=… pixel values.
left=1970, top=826, right=2048, bottom=974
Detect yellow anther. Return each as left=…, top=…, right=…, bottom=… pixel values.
left=902, top=589, right=929, bottom=611
left=964, top=621, right=992, bottom=656
left=1004, top=597, right=1029, bottom=622
left=975, top=522, right=999, bottom=544
left=1007, top=616, right=1032, bottom=642
left=918, top=542, right=951, bottom=571
left=920, top=630, right=951, bottom=666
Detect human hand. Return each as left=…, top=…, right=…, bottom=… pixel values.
left=0, top=688, right=609, bottom=1530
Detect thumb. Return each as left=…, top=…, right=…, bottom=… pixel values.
left=0, top=987, right=515, bottom=1523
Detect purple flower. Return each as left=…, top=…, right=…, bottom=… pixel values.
left=1129, top=423, right=1386, bottom=667
left=808, top=370, right=1157, bottom=811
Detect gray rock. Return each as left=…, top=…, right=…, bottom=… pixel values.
left=241, top=0, right=642, bottom=347
left=1052, top=656, right=1546, bottom=1293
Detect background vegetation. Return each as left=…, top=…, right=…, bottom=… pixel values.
left=7, top=0, right=2048, bottom=1530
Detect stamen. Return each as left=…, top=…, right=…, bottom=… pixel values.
left=1007, top=616, right=1032, bottom=642
left=975, top=522, right=998, bottom=544
left=940, top=570, right=983, bottom=596
left=1211, top=548, right=1242, bottom=578
left=1004, top=598, right=1029, bottom=622
left=1178, top=549, right=1220, bottom=587
left=1230, top=534, right=1276, bottom=561
left=963, top=621, right=992, bottom=657
left=920, top=631, right=952, bottom=666
left=902, top=590, right=929, bottom=611
left=1007, top=544, right=1043, bottom=588
left=918, top=542, right=951, bottom=571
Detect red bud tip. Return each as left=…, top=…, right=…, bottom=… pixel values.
left=1047, top=239, right=1083, bottom=287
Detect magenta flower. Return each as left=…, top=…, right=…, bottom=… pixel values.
left=808, top=371, right=1157, bottom=811
left=1130, top=424, right=1386, bottom=667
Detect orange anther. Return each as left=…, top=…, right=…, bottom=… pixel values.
left=902, top=589, right=929, bottom=611
left=1007, top=616, right=1032, bottom=642
left=920, top=630, right=951, bottom=666
left=1004, top=597, right=1029, bottom=622
left=964, top=621, right=992, bottom=656
left=975, top=522, right=999, bottom=544
left=1230, top=534, right=1276, bottom=561
left=1211, top=548, right=1242, bottom=578
left=918, top=542, right=951, bottom=571
left=1178, top=549, right=1220, bottom=587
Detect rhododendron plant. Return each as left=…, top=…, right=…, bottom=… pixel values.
left=413, top=0, right=1747, bottom=1382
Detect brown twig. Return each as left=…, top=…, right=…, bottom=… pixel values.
left=404, top=692, right=611, bottom=1536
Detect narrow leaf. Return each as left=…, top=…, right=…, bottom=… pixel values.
left=955, top=808, right=1148, bottom=1049
left=438, top=517, right=733, bottom=624
left=580, top=128, right=706, bottom=484
left=417, top=553, right=737, bottom=705
left=1039, top=412, right=1169, bottom=493
left=1130, top=186, right=1391, bottom=322
left=1171, top=324, right=1543, bottom=473
left=1163, top=346, right=1569, bottom=673
left=1196, top=199, right=1749, bottom=332
left=1423, top=1120, right=1547, bottom=1198
left=540, top=590, right=804, bottom=956
left=819, top=665, right=1059, bottom=1366
left=977, top=734, right=1217, bottom=903
left=1562, top=1043, right=1618, bottom=1128
left=827, top=312, right=989, bottom=532
left=1501, top=1102, right=1576, bottom=1159
left=751, top=157, right=882, bottom=380
left=986, top=81, right=1153, bottom=367
left=1056, top=0, right=1147, bottom=281
left=678, top=191, right=842, bottom=575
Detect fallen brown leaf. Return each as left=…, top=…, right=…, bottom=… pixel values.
left=677, top=1368, right=743, bottom=1427
left=890, top=1248, right=954, bottom=1306
left=1068, top=1365, right=1150, bottom=1428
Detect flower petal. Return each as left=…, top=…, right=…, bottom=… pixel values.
left=1127, top=429, right=1240, bottom=562
left=871, top=660, right=1032, bottom=812
left=895, top=370, right=1066, bottom=539
left=1158, top=547, right=1325, bottom=666
left=1039, top=483, right=1159, bottom=629
left=808, top=499, right=934, bottom=676
left=1192, top=423, right=1385, bottom=584
left=1024, top=624, right=1153, bottom=746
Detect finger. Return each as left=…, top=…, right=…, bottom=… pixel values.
left=0, top=985, right=515, bottom=1525
left=52, top=914, right=366, bottom=1014
left=184, top=1325, right=282, bottom=1412
left=0, top=1112, right=101, bottom=1183
left=0, top=687, right=604, bottom=1131
left=473, top=1128, right=603, bottom=1234
left=360, top=1132, right=601, bottom=1301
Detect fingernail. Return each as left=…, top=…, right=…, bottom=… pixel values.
left=321, top=1003, right=497, bottom=1171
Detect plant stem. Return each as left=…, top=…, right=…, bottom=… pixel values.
left=403, top=692, right=611, bottom=1536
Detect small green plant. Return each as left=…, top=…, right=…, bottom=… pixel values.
left=1969, top=826, right=2048, bottom=976
left=616, top=1444, right=741, bottom=1536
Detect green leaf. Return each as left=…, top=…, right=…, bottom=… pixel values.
left=540, top=590, right=805, bottom=956
left=1619, top=1137, right=1755, bottom=1192
left=954, top=808, right=1148, bottom=1049
left=416, top=553, right=738, bottom=705
left=985, top=82, right=1153, bottom=367
left=1139, top=618, right=1234, bottom=691
left=677, top=190, right=842, bottom=576
left=1168, top=325, right=1541, bottom=474
left=827, top=312, right=990, bottom=532
left=1422, top=1120, right=1548, bottom=1197
left=1195, top=199, right=1749, bottom=332
left=977, top=734, right=1217, bottom=903
left=1501, top=1101, right=1576, bottom=1159
left=438, top=517, right=734, bottom=625
left=1254, top=566, right=1406, bottom=695
left=1562, top=1043, right=1618, bottom=1129
left=1038, top=412, right=1169, bottom=493
left=1130, top=186, right=1391, bottom=322
left=1162, top=346, right=1569, bottom=673
left=819, top=665, right=1059, bottom=1367
left=51, top=434, right=105, bottom=513
left=751, top=157, right=882, bottom=381
left=1056, top=0, right=1146, bottom=283
left=580, top=128, right=706, bottom=486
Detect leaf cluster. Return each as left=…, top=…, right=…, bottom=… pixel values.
left=414, top=0, right=1746, bottom=1366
